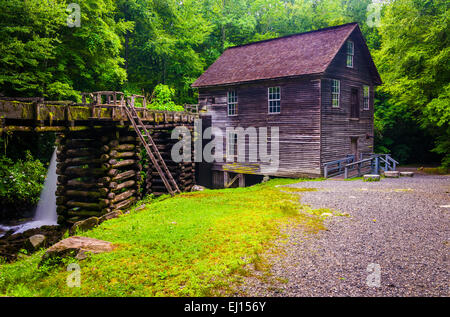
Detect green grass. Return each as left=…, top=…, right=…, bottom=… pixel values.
left=0, top=178, right=327, bottom=297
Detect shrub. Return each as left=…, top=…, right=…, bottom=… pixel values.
left=147, top=84, right=184, bottom=112
left=0, top=151, right=46, bottom=206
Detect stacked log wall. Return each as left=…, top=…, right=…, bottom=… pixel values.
left=55, top=124, right=196, bottom=224
left=55, top=128, right=143, bottom=225
left=145, top=127, right=196, bottom=196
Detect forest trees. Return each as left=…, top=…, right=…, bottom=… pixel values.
left=0, top=0, right=131, bottom=100
left=374, top=0, right=449, bottom=167
left=0, top=0, right=448, bottom=166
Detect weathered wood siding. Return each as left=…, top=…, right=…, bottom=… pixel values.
left=199, top=76, right=322, bottom=177
left=320, top=30, right=375, bottom=166
left=197, top=29, right=377, bottom=179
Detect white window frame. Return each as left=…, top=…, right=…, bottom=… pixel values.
left=227, top=91, right=237, bottom=116
left=268, top=87, right=281, bottom=114
left=363, top=85, right=370, bottom=110
left=331, top=79, right=340, bottom=108
left=346, top=41, right=354, bottom=68
left=226, top=131, right=238, bottom=159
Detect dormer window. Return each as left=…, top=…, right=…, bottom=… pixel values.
left=346, top=41, right=354, bottom=68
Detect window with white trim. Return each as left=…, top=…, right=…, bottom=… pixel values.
left=268, top=87, right=281, bottom=114
left=363, top=85, right=370, bottom=110
left=227, top=91, right=237, bottom=116
left=226, top=131, right=238, bottom=159
left=331, top=79, right=340, bottom=108
left=346, top=41, right=354, bottom=68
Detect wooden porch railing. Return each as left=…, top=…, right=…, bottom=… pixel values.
left=324, top=153, right=399, bottom=179
left=323, top=155, right=356, bottom=178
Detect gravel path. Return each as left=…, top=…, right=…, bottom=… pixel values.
left=240, top=174, right=449, bottom=296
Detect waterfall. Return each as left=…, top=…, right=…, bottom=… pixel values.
left=0, top=148, right=58, bottom=236
left=33, top=149, right=58, bottom=224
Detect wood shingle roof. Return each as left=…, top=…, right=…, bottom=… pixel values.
left=192, top=23, right=380, bottom=88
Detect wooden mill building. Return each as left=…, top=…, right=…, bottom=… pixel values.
left=192, top=23, right=382, bottom=187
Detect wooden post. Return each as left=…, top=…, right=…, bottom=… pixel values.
left=238, top=173, right=245, bottom=187
left=374, top=156, right=379, bottom=175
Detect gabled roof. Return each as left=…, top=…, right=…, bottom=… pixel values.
left=192, top=23, right=381, bottom=88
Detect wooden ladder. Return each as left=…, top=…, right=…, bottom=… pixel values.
left=122, top=104, right=180, bottom=196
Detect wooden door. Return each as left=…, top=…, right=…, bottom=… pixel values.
left=351, top=88, right=360, bottom=118
left=351, top=137, right=358, bottom=159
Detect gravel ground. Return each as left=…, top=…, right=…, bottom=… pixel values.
left=239, top=174, right=449, bottom=296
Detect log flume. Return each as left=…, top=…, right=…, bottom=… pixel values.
left=0, top=92, right=197, bottom=132
left=0, top=92, right=198, bottom=225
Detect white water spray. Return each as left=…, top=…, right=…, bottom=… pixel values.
left=33, top=149, right=58, bottom=224
left=0, top=148, right=58, bottom=236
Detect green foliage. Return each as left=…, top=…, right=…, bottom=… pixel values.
left=147, top=84, right=184, bottom=111
left=0, top=151, right=46, bottom=205
left=0, top=178, right=326, bottom=296
left=0, top=0, right=132, bottom=100
left=0, top=0, right=448, bottom=166
left=374, top=0, right=449, bottom=167
left=0, top=0, right=66, bottom=97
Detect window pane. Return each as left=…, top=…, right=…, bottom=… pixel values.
left=347, top=41, right=354, bottom=55
left=228, top=91, right=237, bottom=115
left=331, top=80, right=340, bottom=108
left=363, top=86, right=370, bottom=110
left=364, top=86, right=369, bottom=97
left=268, top=87, right=281, bottom=113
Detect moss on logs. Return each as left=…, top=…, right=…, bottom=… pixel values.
left=112, top=189, right=136, bottom=204
left=107, top=169, right=119, bottom=177
left=67, top=210, right=105, bottom=217
left=65, top=139, right=102, bottom=149
left=65, top=179, right=104, bottom=189
left=110, top=180, right=135, bottom=191
left=64, top=166, right=106, bottom=177
left=65, top=148, right=100, bottom=157
left=113, top=197, right=136, bottom=210
left=111, top=144, right=135, bottom=152
left=112, top=170, right=136, bottom=182
left=108, top=150, right=138, bottom=159
left=106, top=159, right=137, bottom=169
left=65, top=190, right=112, bottom=199
left=62, top=157, right=103, bottom=166
left=66, top=201, right=106, bottom=210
